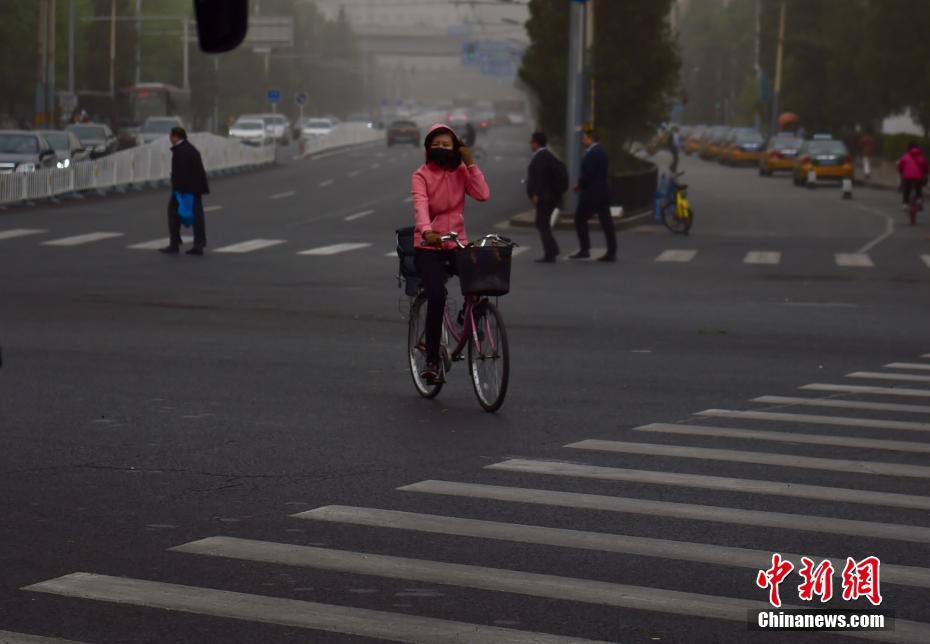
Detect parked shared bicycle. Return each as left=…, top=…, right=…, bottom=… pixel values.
left=656, top=170, right=694, bottom=234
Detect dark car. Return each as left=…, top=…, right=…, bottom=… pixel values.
left=66, top=123, right=118, bottom=158
left=0, top=130, right=57, bottom=174
left=41, top=130, right=90, bottom=169
left=387, top=120, right=420, bottom=147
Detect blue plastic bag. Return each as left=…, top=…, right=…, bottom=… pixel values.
left=174, top=191, right=195, bottom=228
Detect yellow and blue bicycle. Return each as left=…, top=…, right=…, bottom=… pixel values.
left=657, top=171, right=694, bottom=235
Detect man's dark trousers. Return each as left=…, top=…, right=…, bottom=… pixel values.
left=574, top=199, right=616, bottom=257
left=535, top=198, right=560, bottom=259
left=168, top=193, right=206, bottom=249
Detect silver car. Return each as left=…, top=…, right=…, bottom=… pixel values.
left=0, top=130, right=57, bottom=174
left=41, top=130, right=90, bottom=169
left=136, top=117, right=184, bottom=146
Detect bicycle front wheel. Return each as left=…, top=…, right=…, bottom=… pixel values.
left=663, top=197, right=693, bottom=235
left=468, top=300, right=509, bottom=412
left=408, top=295, right=443, bottom=399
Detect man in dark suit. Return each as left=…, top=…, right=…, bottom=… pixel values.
left=570, top=128, right=616, bottom=262
left=160, top=127, right=209, bottom=256
left=526, top=131, right=562, bottom=262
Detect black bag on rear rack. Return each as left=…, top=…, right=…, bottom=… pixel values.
left=395, top=226, right=421, bottom=296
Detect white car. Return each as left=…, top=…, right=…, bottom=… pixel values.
left=229, top=118, right=270, bottom=145
left=136, top=117, right=184, bottom=146
left=255, top=113, right=290, bottom=144
left=300, top=118, right=334, bottom=139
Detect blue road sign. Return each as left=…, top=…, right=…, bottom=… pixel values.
left=267, top=89, right=281, bottom=104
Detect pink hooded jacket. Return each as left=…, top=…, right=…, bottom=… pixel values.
left=897, top=147, right=929, bottom=181
left=412, top=123, right=490, bottom=251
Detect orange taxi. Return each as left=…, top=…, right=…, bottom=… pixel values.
left=792, top=136, right=854, bottom=186
left=759, top=134, right=804, bottom=176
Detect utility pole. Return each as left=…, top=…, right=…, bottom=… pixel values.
left=35, top=0, right=49, bottom=127
left=770, top=0, right=786, bottom=136
left=182, top=17, right=190, bottom=90
left=109, top=0, right=117, bottom=97
left=585, top=0, right=595, bottom=126
left=754, top=0, right=762, bottom=130
left=135, top=0, right=142, bottom=85
left=564, top=0, right=587, bottom=213
left=68, top=0, right=75, bottom=94
left=48, top=0, right=57, bottom=125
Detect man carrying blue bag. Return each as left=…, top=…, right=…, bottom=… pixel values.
left=160, top=126, right=209, bottom=256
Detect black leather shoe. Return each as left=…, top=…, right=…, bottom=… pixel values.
left=597, top=254, right=616, bottom=262
left=568, top=250, right=590, bottom=259
left=186, top=247, right=204, bottom=256
left=158, top=246, right=179, bottom=254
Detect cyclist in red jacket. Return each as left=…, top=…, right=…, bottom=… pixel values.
left=897, top=142, right=929, bottom=212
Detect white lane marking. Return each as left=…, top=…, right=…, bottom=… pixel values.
left=0, top=228, right=46, bottom=241
left=753, top=394, right=930, bottom=414
left=385, top=251, right=398, bottom=257
left=319, top=179, right=334, bottom=187
left=23, top=573, right=590, bottom=644
left=401, top=480, right=930, bottom=544
left=922, top=255, right=930, bottom=268
left=269, top=190, right=296, bottom=200
left=487, top=458, right=930, bottom=511
left=297, top=505, right=930, bottom=590
left=835, top=252, right=874, bottom=267
left=744, top=251, right=781, bottom=265
left=886, top=362, right=930, bottom=371
left=569, top=437, right=930, bottom=479
left=42, top=232, right=124, bottom=247
left=696, top=408, right=930, bottom=433
left=344, top=209, right=375, bottom=222
left=634, top=422, right=930, bottom=455
left=849, top=371, right=930, bottom=383
left=851, top=202, right=896, bottom=254
left=370, top=163, right=381, bottom=169
left=128, top=237, right=192, bottom=250
left=402, top=196, right=413, bottom=203
left=214, top=239, right=286, bottom=254
left=512, top=246, right=530, bottom=257
left=0, top=631, right=90, bottom=644
left=347, top=170, right=361, bottom=177
left=655, top=249, right=696, bottom=263
left=203, top=205, right=223, bottom=212
left=802, top=383, right=930, bottom=398
left=298, top=242, right=371, bottom=256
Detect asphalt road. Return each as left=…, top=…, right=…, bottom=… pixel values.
left=1, top=126, right=929, bottom=644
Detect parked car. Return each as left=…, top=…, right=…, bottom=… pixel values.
left=0, top=130, right=57, bottom=173
left=792, top=136, right=854, bottom=186
left=41, top=130, right=90, bottom=168
left=387, top=120, right=420, bottom=147
left=229, top=118, right=271, bottom=145
left=300, top=118, right=334, bottom=139
left=66, top=123, right=118, bottom=158
left=699, top=125, right=729, bottom=159
left=136, top=116, right=184, bottom=146
left=759, top=134, right=804, bottom=176
left=684, top=125, right=707, bottom=155
left=722, top=128, right=765, bottom=165
left=256, top=113, right=290, bottom=144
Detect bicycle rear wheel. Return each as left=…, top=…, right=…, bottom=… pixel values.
left=663, top=196, right=693, bottom=235
left=468, top=300, right=509, bottom=412
left=910, top=197, right=918, bottom=226
left=408, top=295, right=443, bottom=399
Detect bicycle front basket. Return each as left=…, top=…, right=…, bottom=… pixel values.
left=455, top=244, right=512, bottom=296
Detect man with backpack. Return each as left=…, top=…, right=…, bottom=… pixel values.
left=526, top=131, right=568, bottom=262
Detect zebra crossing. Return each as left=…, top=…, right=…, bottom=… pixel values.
left=16, top=353, right=930, bottom=642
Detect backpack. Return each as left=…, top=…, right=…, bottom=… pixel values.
left=552, top=155, right=570, bottom=195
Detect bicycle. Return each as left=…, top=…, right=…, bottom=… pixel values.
left=656, top=171, right=693, bottom=234
left=903, top=179, right=924, bottom=226
left=397, top=230, right=514, bottom=413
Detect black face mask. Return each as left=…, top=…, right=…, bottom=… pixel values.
left=428, top=147, right=460, bottom=170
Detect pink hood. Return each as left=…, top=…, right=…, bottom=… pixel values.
left=898, top=147, right=929, bottom=181
left=411, top=123, right=490, bottom=250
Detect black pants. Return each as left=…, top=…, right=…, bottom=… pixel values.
left=535, top=198, right=560, bottom=259
left=902, top=179, right=924, bottom=205
left=670, top=148, right=680, bottom=173
left=414, top=248, right=455, bottom=365
left=575, top=199, right=617, bottom=257
left=168, top=193, right=206, bottom=249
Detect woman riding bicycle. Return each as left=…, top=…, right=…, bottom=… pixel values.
left=412, top=123, right=490, bottom=383
left=897, top=142, right=928, bottom=213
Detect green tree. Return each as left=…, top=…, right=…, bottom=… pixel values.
left=518, top=0, right=569, bottom=137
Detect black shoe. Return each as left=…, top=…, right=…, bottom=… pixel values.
left=597, top=254, right=616, bottom=262
left=158, top=246, right=179, bottom=254
left=535, top=256, right=557, bottom=263
left=568, top=250, right=590, bottom=259
left=186, top=247, right=204, bottom=256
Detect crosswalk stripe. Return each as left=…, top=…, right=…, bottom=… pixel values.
left=319, top=179, right=334, bottom=187
left=886, top=362, right=930, bottom=371
left=655, top=249, right=696, bottom=263
left=0, top=228, right=46, bottom=241
left=835, top=252, right=874, bottom=267
left=753, top=394, right=930, bottom=414
left=344, top=209, right=375, bottom=222
left=41, top=232, right=123, bottom=246
left=512, top=246, right=530, bottom=257
left=400, top=480, right=930, bottom=543
left=802, top=383, right=930, bottom=398
left=128, top=237, right=191, bottom=250
left=0, top=631, right=90, bottom=644
left=298, top=242, right=371, bottom=256
left=269, top=190, right=295, bottom=200
left=203, top=205, right=222, bottom=212
left=23, top=573, right=593, bottom=644
left=697, top=408, right=930, bottom=433
left=296, top=505, right=930, bottom=590
left=486, top=458, right=930, bottom=510
left=568, top=438, right=930, bottom=479
left=633, top=422, right=930, bottom=454
left=849, top=371, right=930, bottom=383
left=214, top=239, right=285, bottom=253
left=743, top=251, right=781, bottom=265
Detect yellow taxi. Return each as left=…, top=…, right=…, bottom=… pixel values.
left=791, top=136, right=854, bottom=186
left=684, top=126, right=706, bottom=155
left=721, top=128, right=765, bottom=165
left=700, top=126, right=729, bottom=160
left=759, top=134, right=804, bottom=175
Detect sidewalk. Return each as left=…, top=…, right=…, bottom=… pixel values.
left=856, top=158, right=899, bottom=191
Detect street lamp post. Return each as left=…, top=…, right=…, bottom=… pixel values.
left=769, top=0, right=786, bottom=136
